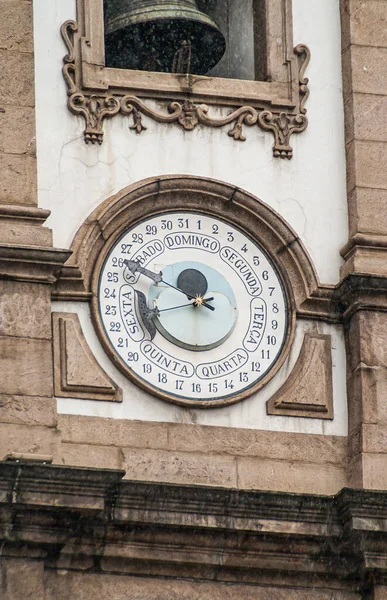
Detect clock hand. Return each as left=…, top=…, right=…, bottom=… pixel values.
left=158, top=297, right=215, bottom=313
left=134, top=290, right=158, bottom=340
left=124, top=259, right=215, bottom=311
left=124, top=259, right=162, bottom=284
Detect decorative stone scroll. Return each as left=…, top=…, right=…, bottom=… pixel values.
left=53, top=312, right=122, bottom=402
left=60, top=7, right=310, bottom=159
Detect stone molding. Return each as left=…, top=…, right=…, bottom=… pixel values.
left=0, top=461, right=386, bottom=593
left=267, top=333, right=333, bottom=419
left=334, top=273, right=387, bottom=321
left=60, top=0, right=310, bottom=159
left=0, top=245, right=71, bottom=284
left=52, top=312, right=122, bottom=402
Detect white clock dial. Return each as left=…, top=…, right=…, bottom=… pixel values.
left=98, top=212, right=288, bottom=405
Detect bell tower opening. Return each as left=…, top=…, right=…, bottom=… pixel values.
left=103, top=0, right=267, bottom=80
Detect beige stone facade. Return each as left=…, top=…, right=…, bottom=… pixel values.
left=1, top=0, right=387, bottom=598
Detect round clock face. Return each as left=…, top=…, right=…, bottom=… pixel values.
left=97, top=212, right=289, bottom=406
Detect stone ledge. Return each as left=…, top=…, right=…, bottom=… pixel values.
left=0, top=462, right=387, bottom=589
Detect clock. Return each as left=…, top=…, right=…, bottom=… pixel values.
left=95, top=211, right=290, bottom=407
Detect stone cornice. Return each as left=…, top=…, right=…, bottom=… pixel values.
left=1, top=462, right=387, bottom=590
left=0, top=244, right=71, bottom=284
left=334, top=273, right=387, bottom=321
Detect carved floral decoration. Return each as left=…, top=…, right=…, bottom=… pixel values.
left=61, top=20, right=310, bottom=159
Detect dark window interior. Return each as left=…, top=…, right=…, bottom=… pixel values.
left=104, top=0, right=267, bottom=81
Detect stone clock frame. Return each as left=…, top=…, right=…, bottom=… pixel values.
left=61, top=0, right=310, bottom=158
left=53, top=176, right=338, bottom=412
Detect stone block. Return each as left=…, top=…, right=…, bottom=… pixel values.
left=346, top=139, right=356, bottom=195
left=347, top=365, right=387, bottom=432
left=350, top=46, right=387, bottom=96
left=0, top=337, right=53, bottom=396
left=59, top=442, right=122, bottom=470
left=122, top=447, right=237, bottom=488
left=341, top=47, right=353, bottom=100
left=0, top=106, right=35, bottom=155
left=348, top=187, right=387, bottom=237
left=374, top=587, right=387, bottom=600
left=348, top=454, right=363, bottom=488
left=0, top=219, right=52, bottom=246
left=362, top=423, right=387, bottom=453
left=0, top=50, right=34, bottom=106
left=347, top=312, right=387, bottom=372
left=58, top=415, right=169, bottom=450
left=0, top=423, right=60, bottom=460
left=44, top=571, right=360, bottom=600
left=168, top=423, right=346, bottom=465
left=0, top=394, right=57, bottom=427
left=340, top=246, right=387, bottom=279
left=353, top=94, right=387, bottom=143
left=0, top=153, right=36, bottom=205
left=362, top=453, right=387, bottom=490
left=344, top=94, right=354, bottom=144
left=0, top=281, right=51, bottom=339
left=3, top=559, right=44, bottom=600
left=0, top=1, right=33, bottom=53
left=354, top=140, right=387, bottom=190
left=340, top=0, right=351, bottom=53
left=237, top=457, right=347, bottom=495
left=348, top=0, right=387, bottom=48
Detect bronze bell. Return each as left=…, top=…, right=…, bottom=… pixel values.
left=104, top=0, right=226, bottom=74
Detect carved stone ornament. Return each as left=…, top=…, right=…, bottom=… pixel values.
left=60, top=0, right=310, bottom=159
left=52, top=312, right=122, bottom=402
left=267, top=333, right=334, bottom=419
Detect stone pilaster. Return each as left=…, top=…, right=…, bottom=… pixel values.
left=0, top=1, right=70, bottom=459
left=340, top=0, right=387, bottom=498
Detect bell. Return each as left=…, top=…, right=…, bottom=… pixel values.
left=105, top=0, right=226, bottom=74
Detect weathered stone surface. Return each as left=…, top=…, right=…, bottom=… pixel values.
left=122, top=447, right=237, bottom=488
left=2, top=559, right=45, bottom=600
left=0, top=1, right=34, bottom=53
left=362, top=423, right=387, bottom=453
left=341, top=47, right=353, bottom=101
left=58, top=414, right=169, bottom=450
left=0, top=219, right=52, bottom=246
left=350, top=46, right=387, bottom=96
left=374, top=587, right=387, bottom=600
left=346, top=139, right=356, bottom=194
left=0, top=50, right=34, bottom=106
left=344, top=94, right=354, bottom=144
left=237, top=457, right=347, bottom=495
left=58, top=415, right=346, bottom=465
left=0, top=282, right=51, bottom=339
left=59, top=442, right=122, bottom=470
left=43, top=571, right=360, bottom=600
left=340, top=246, right=387, bottom=279
left=168, top=422, right=346, bottom=464
left=352, top=94, right=387, bottom=143
left=348, top=187, right=387, bottom=236
left=0, top=337, right=53, bottom=396
left=353, top=140, right=387, bottom=190
left=362, top=453, right=387, bottom=490
left=0, top=106, right=35, bottom=155
left=0, top=394, right=56, bottom=427
left=0, top=423, right=59, bottom=460
left=0, top=153, right=36, bottom=205
left=267, top=334, right=333, bottom=419
left=52, top=313, right=122, bottom=402
left=347, top=0, right=387, bottom=48
left=347, top=311, right=387, bottom=372
left=347, top=366, right=387, bottom=438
